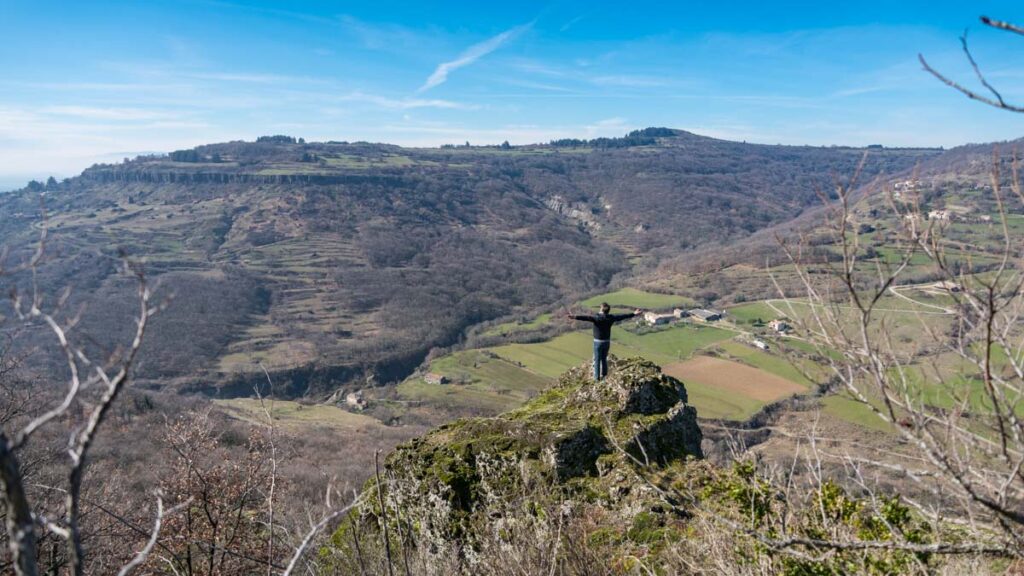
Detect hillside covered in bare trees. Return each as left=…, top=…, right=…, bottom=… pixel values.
left=0, top=130, right=938, bottom=398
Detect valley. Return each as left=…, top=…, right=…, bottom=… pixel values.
left=0, top=130, right=938, bottom=399
left=2, top=128, right=1022, bottom=575
left=7, top=2, right=1024, bottom=571
left=2, top=129, right=1017, bottom=475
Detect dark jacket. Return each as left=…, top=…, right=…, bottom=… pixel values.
left=571, top=312, right=636, bottom=340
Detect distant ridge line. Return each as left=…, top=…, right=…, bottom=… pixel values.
left=82, top=169, right=422, bottom=186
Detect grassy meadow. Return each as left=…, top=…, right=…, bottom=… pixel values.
left=403, top=289, right=825, bottom=421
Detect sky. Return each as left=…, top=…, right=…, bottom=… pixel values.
left=1, top=0, right=1024, bottom=190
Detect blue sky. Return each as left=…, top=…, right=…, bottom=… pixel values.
left=1, top=1, right=1024, bottom=189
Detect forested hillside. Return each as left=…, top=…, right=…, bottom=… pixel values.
left=647, top=137, right=1024, bottom=303
left=0, top=130, right=938, bottom=396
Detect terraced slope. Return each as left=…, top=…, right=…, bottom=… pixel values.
left=0, top=131, right=936, bottom=396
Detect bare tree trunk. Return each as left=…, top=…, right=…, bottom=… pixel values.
left=0, top=433, right=38, bottom=576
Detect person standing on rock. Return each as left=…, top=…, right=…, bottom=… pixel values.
left=567, top=303, right=642, bottom=381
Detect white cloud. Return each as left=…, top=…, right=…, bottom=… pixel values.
left=560, top=15, right=586, bottom=32
left=337, top=14, right=428, bottom=53
left=589, top=75, right=668, bottom=88
left=338, top=92, right=479, bottom=110
left=41, top=106, right=174, bottom=121
left=418, top=23, right=531, bottom=93
left=498, top=78, right=576, bottom=92
left=0, top=105, right=225, bottom=178
left=185, top=71, right=307, bottom=84
left=367, top=117, right=637, bottom=147
left=583, top=117, right=630, bottom=136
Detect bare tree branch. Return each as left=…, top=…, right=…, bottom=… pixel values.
left=281, top=495, right=362, bottom=576
left=919, top=16, right=1024, bottom=113
left=982, top=16, right=1024, bottom=36
left=115, top=495, right=190, bottom=576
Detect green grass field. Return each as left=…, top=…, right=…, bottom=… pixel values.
left=425, top=350, right=551, bottom=393
left=483, top=288, right=700, bottom=339
left=776, top=337, right=843, bottom=362
left=397, top=350, right=555, bottom=414
left=214, top=398, right=382, bottom=432
left=821, top=394, right=894, bottom=433
left=421, top=314, right=842, bottom=421
left=489, top=322, right=738, bottom=376
left=396, top=287, right=990, bottom=426
left=474, top=320, right=795, bottom=420
left=398, top=379, right=525, bottom=414
left=482, top=313, right=553, bottom=336
left=579, top=288, right=695, bottom=311
left=717, top=341, right=816, bottom=387
left=615, top=323, right=737, bottom=363
left=726, top=302, right=783, bottom=324
left=1005, top=215, right=1024, bottom=235
left=489, top=332, right=595, bottom=378
left=684, top=384, right=768, bottom=420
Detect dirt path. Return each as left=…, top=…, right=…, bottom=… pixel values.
left=886, top=285, right=955, bottom=314
left=763, top=297, right=952, bottom=317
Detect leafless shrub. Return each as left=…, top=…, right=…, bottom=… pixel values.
left=757, top=145, right=1024, bottom=563
left=0, top=219, right=172, bottom=575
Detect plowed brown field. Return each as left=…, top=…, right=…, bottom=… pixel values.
left=664, top=355, right=806, bottom=403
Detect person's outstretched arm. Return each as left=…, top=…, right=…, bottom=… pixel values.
left=566, top=312, right=595, bottom=322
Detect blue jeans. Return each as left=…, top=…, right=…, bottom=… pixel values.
left=593, top=340, right=610, bottom=381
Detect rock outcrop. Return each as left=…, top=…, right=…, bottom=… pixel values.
left=545, top=194, right=602, bottom=229
left=330, top=358, right=703, bottom=567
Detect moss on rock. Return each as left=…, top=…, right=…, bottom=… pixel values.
left=329, top=357, right=703, bottom=568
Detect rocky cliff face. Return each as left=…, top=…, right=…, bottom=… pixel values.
left=329, top=358, right=703, bottom=569
left=544, top=194, right=603, bottom=230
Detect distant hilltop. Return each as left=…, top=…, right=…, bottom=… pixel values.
left=15, top=126, right=949, bottom=192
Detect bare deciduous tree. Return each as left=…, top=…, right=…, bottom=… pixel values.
left=0, top=231, right=170, bottom=575
left=758, top=149, right=1024, bottom=561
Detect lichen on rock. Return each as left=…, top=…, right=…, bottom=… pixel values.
left=328, top=357, right=703, bottom=569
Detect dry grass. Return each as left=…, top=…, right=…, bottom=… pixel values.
left=664, top=356, right=807, bottom=403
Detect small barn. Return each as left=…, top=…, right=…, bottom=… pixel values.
left=424, top=373, right=450, bottom=385
left=690, top=309, right=722, bottom=322
left=643, top=311, right=675, bottom=326
left=345, top=391, right=367, bottom=411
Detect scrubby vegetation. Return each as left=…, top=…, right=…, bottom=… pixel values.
left=3, top=125, right=1022, bottom=574
left=0, top=131, right=936, bottom=398
left=319, top=359, right=987, bottom=575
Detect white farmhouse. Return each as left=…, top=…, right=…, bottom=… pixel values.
left=643, top=311, right=674, bottom=326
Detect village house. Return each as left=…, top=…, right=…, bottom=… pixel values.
left=344, top=391, right=367, bottom=411
left=892, top=179, right=920, bottom=200
left=424, top=373, right=449, bottom=385
left=928, top=209, right=951, bottom=221
left=893, top=179, right=918, bottom=192
left=769, top=319, right=791, bottom=333
left=752, top=339, right=770, bottom=351
left=643, top=311, right=675, bottom=326
left=673, top=308, right=689, bottom=319
left=690, top=309, right=722, bottom=322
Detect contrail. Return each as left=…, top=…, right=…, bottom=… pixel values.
left=418, top=23, right=531, bottom=93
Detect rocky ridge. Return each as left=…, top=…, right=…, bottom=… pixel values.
left=329, top=358, right=704, bottom=568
